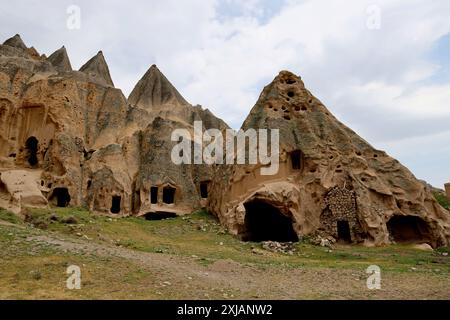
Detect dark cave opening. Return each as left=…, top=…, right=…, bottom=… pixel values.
left=337, top=220, right=352, bottom=243
left=163, top=186, right=176, bottom=204
left=150, top=186, right=158, bottom=204
left=111, top=195, right=121, bottom=214
left=144, top=211, right=177, bottom=221
left=200, top=182, right=208, bottom=199
left=242, top=200, right=299, bottom=242
left=290, top=150, right=303, bottom=170
left=387, top=215, right=431, bottom=244
left=25, top=136, right=38, bottom=167
left=51, top=188, right=71, bottom=208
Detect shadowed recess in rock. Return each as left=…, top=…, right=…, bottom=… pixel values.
left=49, top=188, right=71, bottom=208
left=337, top=220, right=352, bottom=243
left=242, top=200, right=299, bottom=243
left=387, top=215, right=432, bottom=244
left=25, top=136, right=38, bottom=167
left=144, top=211, right=177, bottom=221
left=150, top=186, right=158, bottom=204
left=111, top=195, right=121, bottom=214
left=163, top=186, right=176, bottom=204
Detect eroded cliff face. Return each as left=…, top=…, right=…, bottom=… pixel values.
left=0, top=35, right=224, bottom=217
left=1, top=35, right=449, bottom=248
left=207, top=71, right=450, bottom=247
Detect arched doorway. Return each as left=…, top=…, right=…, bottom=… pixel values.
left=242, top=200, right=299, bottom=242
left=25, top=136, right=39, bottom=167
left=50, top=188, right=71, bottom=207
left=337, top=220, right=352, bottom=243
left=111, top=196, right=121, bottom=214
left=387, top=215, right=431, bottom=244
left=163, top=186, right=176, bottom=204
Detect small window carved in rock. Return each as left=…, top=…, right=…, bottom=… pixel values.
left=163, top=186, right=176, bottom=204
left=290, top=151, right=303, bottom=170
left=150, top=186, right=158, bottom=204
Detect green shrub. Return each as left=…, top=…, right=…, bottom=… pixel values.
left=433, top=192, right=449, bottom=210
left=0, top=208, right=22, bottom=224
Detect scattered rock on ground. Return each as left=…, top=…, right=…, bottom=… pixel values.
left=262, top=241, right=296, bottom=255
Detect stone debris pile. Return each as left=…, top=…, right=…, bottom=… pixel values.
left=261, top=241, right=296, bottom=255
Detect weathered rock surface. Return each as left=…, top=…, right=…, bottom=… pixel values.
left=207, top=71, right=450, bottom=248
left=128, top=64, right=188, bottom=109
left=0, top=35, right=225, bottom=218
left=0, top=170, right=47, bottom=213
left=1, top=35, right=449, bottom=248
left=3, top=34, right=28, bottom=50
left=79, top=51, right=114, bottom=87
left=47, top=46, right=72, bottom=72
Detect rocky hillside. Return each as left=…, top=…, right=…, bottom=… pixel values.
left=0, top=34, right=226, bottom=217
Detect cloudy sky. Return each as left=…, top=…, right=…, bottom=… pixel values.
left=1, top=0, right=449, bottom=187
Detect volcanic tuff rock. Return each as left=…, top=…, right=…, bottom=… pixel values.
left=128, top=64, right=188, bottom=109
left=47, top=46, right=72, bottom=72
left=0, top=34, right=449, bottom=248
left=79, top=51, right=114, bottom=87
left=207, top=71, right=450, bottom=247
left=0, top=34, right=225, bottom=217
left=3, top=34, right=28, bottom=50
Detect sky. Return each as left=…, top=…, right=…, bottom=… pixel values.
left=0, top=0, right=449, bottom=188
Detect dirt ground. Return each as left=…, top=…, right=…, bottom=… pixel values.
left=0, top=209, right=450, bottom=300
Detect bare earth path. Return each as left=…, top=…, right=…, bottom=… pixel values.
left=1, top=209, right=450, bottom=300
left=20, top=233, right=450, bottom=300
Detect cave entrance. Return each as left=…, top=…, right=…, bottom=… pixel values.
left=337, top=220, right=352, bottom=243
left=290, top=150, right=303, bottom=170
left=242, top=200, right=298, bottom=242
left=25, top=136, right=38, bottom=167
left=51, top=188, right=71, bottom=207
left=144, top=211, right=177, bottom=221
left=200, top=182, right=209, bottom=199
left=111, top=196, right=121, bottom=214
left=150, top=186, right=158, bottom=204
left=163, top=186, right=176, bottom=204
left=387, top=215, right=431, bottom=244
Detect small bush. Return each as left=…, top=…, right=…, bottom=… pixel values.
left=433, top=192, right=449, bottom=210
left=0, top=208, right=22, bottom=224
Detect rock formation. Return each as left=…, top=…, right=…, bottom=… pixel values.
left=1, top=35, right=449, bottom=248
left=207, top=71, right=450, bottom=248
left=446, top=184, right=450, bottom=202
left=0, top=34, right=225, bottom=218
left=47, top=46, right=72, bottom=73
left=3, top=34, right=27, bottom=50
left=79, top=51, right=114, bottom=87
left=128, top=64, right=188, bottom=109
